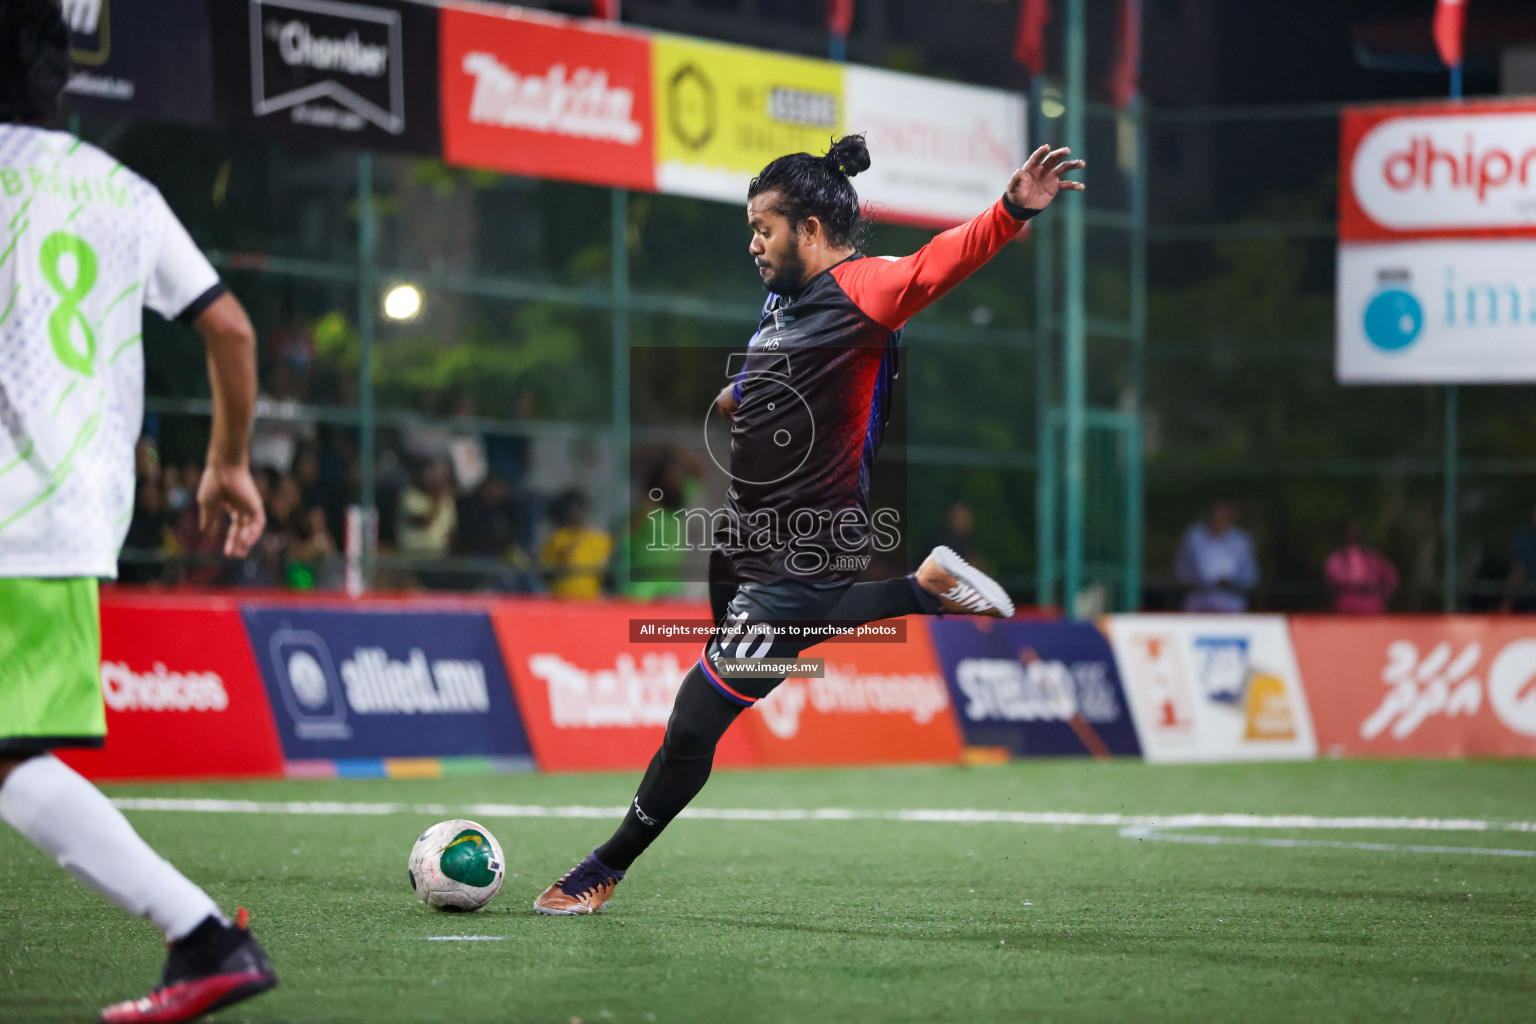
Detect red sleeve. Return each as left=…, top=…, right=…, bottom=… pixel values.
left=830, top=198, right=1027, bottom=331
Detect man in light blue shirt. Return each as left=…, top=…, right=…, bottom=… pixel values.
left=1176, top=501, right=1257, bottom=613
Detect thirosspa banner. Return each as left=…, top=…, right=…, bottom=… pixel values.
left=1337, top=100, right=1536, bottom=383
left=1105, top=615, right=1317, bottom=764
left=1291, top=616, right=1536, bottom=759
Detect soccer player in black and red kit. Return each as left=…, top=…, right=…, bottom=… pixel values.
left=535, top=135, right=1084, bottom=914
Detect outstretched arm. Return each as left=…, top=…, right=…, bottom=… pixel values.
left=831, top=145, right=1085, bottom=331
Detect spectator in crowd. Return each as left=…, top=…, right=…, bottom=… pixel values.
left=1502, top=504, right=1536, bottom=612
left=454, top=474, right=537, bottom=591
left=625, top=447, right=702, bottom=600
left=286, top=507, right=340, bottom=590
left=542, top=489, right=613, bottom=600
left=398, top=459, right=458, bottom=589
left=1176, top=500, right=1257, bottom=613
left=1324, top=520, right=1398, bottom=614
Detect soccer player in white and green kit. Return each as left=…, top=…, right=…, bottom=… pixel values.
left=0, top=3, right=278, bottom=1020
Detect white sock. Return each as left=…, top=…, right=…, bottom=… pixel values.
left=0, top=754, right=223, bottom=941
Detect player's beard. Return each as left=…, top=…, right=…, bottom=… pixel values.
left=759, top=245, right=807, bottom=296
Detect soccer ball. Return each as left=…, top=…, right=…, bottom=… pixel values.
left=408, top=819, right=505, bottom=911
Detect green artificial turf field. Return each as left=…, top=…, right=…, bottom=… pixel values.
left=2, top=759, right=1533, bottom=1024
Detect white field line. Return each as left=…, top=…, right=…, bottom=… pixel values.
left=1120, top=825, right=1536, bottom=858
left=108, top=798, right=1536, bottom=834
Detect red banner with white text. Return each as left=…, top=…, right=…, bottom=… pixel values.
left=1290, top=616, right=1536, bottom=759
left=59, top=594, right=285, bottom=781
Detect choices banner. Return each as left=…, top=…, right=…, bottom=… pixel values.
left=242, top=606, right=532, bottom=765
left=1105, top=615, right=1317, bottom=764
left=1337, top=100, right=1536, bottom=384
left=928, top=619, right=1140, bottom=757
left=60, top=595, right=284, bottom=781
left=209, top=0, right=442, bottom=153
left=1291, top=616, right=1536, bottom=759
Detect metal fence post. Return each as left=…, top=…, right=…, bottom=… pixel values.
left=357, top=153, right=377, bottom=589
left=611, top=188, right=632, bottom=594
left=1062, top=0, right=1088, bottom=618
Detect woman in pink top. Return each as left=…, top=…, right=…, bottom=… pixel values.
left=1325, top=521, right=1399, bottom=614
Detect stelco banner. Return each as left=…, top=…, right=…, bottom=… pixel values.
left=1291, top=617, right=1536, bottom=759
left=928, top=619, right=1140, bottom=757
left=1337, top=100, right=1536, bottom=383
left=1105, top=615, right=1317, bottom=764
left=242, top=607, right=532, bottom=765
left=210, top=0, right=441, bottom=152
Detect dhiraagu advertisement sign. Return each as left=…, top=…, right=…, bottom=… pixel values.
left=652, top=33, right=844, bottom=204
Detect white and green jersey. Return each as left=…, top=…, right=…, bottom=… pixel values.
left=0, top=124, right=223, bottom=578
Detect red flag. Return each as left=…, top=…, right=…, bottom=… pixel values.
left=827, top=0, right=854, bottom=37
left=1013, top=0, right=1050, bottom=76
left=1107, top=0, right=1141, bottom=108
left=592, top=0, right=620, bottom=20
left=1433, top=0, right=1465, bottom=68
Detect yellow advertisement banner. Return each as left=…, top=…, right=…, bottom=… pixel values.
left=653, top=34, right=845, bottom=204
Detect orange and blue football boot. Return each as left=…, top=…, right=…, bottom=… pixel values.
left=534, top=851, right=624, bottom=915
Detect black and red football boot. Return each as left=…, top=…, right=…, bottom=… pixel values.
left=99, top=908, right=277, bottom=1024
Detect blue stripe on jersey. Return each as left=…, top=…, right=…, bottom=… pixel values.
left=859, top=329, right=902, bottom=497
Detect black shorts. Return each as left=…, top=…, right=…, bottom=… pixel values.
left=701, top=550, right=851, bottom=706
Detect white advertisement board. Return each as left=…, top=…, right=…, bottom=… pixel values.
left=843, top=66, right=1026, bottom=227
left=1337, top=239, right=1536, bottom=383
left=1104, top=615, right=1317, bottom=764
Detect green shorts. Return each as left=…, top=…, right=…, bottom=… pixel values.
left=0, top=577, right=104, bottom=754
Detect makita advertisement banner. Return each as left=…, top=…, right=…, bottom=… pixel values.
left=58, top=0, right=220, bottom=129
left=1291, top=617, right=1536, bottom=759
left=928, top=619, right=1140, bottom=757
left=60, top=595, right=284, bottom=781
left=1337, top=100, right=1536, bottom=383
left=242, top=607, right=531, bottom=764
left=1105, top=615, right=1317, bottom=764
left=439, top=4, right=656, bottom=191
left=209, top=0, right=441, bottom=152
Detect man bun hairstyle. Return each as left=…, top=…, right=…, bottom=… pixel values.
left=748, top=133, right=871, bottom=249
left=0, top=0, right=69, bottom=126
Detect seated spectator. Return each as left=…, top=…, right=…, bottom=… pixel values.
left=1325, top=521, right=1398, bottom=614
left=1175, top=500, right=1257, bottom=613
left=542, top=490, right=612, bottom=600
left=398, top=459, right=458, bottom=589
left=286, top=507, right=339, bottom=591
left=625, top=448, right=702, bottom=600
left=1502, top=504, right=1536, bottom=612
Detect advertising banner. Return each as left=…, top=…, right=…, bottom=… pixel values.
left=242, top=607, right=532, bottom=764
left=742, top=619, right=963, bottom=766
left=209, top=0, right=441, bottom=153
left=1105, top=615, right=1317, bottom=764
left=652, top=33, right=844, bottom=204
left=1338, top=100, right=1536, bottom=384
left=843, top=67, right=1026, bottom=227
left=491, top=601, right=755, bottom=772
left=440, top=4, right=655, bottom=190
left=59, top=0, right=219, bottom=128
left=59, top=596, right=283, bottom=781
left=1291, top=616, right=1536, bottom=758
left=1336, top=239, right=1536, bottom=383
left=1340, top=101, right=1536, bottom=243
left=927, top=619, right=1140, bottom=757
